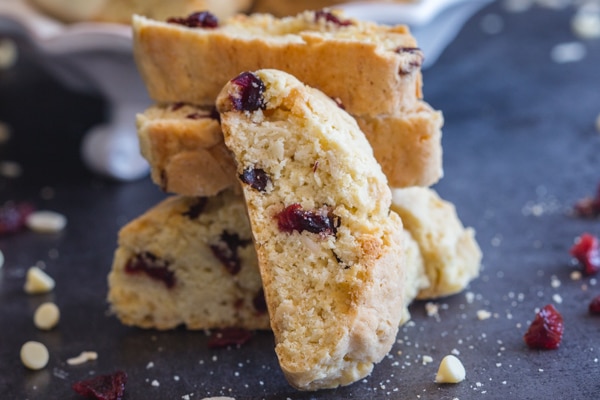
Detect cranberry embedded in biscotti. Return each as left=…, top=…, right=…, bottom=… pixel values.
left=240, top=167, right=271, bottom=192
left=253, top=288, right=267, bottom=314
left=182, top=197, right=208, bottom=219
left=210, top=231, right=252, bottom=275
left=314, top=10, right=352, bottom=27
left=276, top=203, right=338, bottom=237
left=124, top=252, right=175, bottom=288
left=229, top=72, right=267, bottom=112
left=167, top=11, right=218, bottom=28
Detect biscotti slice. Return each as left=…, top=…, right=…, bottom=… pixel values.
left=133, top=9, right=423, bottom=116
left=137, top=100, right=442, bottom=196
left=107, top=189, right=269, bottom=330
left=216, top=69, right=405, bottom=390
left=356, top=101, right=443, bottom=188
left=28, top=0, right=252, bottom=24
left=391, top=187, right=482, bottom=299
left=136, top=103, right=239, bottom=197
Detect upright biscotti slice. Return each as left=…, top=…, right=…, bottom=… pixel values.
left=391, top=187, right=482, bottom=299
left=133, top=9, right=423, bottom=116
left=107, top=189, right=269, bottom=330
left=216, top=69, right=406, bottom=390
left=137, top=101, right=442, bottom=197
left=136, top=103, right=238, bottom=197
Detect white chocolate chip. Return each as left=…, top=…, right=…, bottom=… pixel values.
left=34, top=302, right=60, bottom=330
left=26, top=211, right=67, bottom=233
left=67, top=351, right=98, bottom=366
left=24, top=266, right=55, bottom=294
left=20, top=341, right=49, bottom=370
left=477, top=310, right=492, bottom=320
left=435, top=355, right=466, bottom=384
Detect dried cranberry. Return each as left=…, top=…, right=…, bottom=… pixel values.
left=229, top=72, right=266, bottom=112
left=589, top=295, right=600, bottom=314
left=167, top=11, right=218, bottom=28
left=573, top=183, right=600, bottom=218
left=276, top=203, right=338, bottom=237
left=523, top=304, right=564, bottom=350
left=570, top=233, right=600, bottom=275
left=315, top=10, right=352, bottom=26
left=253, top=288, right=268, bottom=314
left=208, top=327, right=253, bottom=348
left=124, top=252, right=175, bottom=288
left=396, top=47, right=424, bottom=74
left=72, top=370, right=127, bottom=400
left=0, top=201, right=34, bottom=235
left=210, top=231, right=252, bottom=275
left=182, top=197, right=208, bottom=219
left=240, top=167, right=271, bottom=192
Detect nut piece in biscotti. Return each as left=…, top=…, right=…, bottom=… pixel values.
left=133, top=9, right=423, bottom=116
left=107, top=189, right=269, bottom=331
left=356, top=101, right=444, bottom=188
left=391, top=187, right=482, bottom=299
left=216, top=69, right=405, bottom=390
left=137, top=103, right=238, bottom=197
left=28, top=0, right=253, bottom=24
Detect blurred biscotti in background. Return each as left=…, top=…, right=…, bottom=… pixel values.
left=252, top=0, right=416, bottom=17
left=27, top=0, right=253, bottom=23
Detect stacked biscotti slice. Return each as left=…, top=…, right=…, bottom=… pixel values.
left=107, top=8, right=481, bottom=391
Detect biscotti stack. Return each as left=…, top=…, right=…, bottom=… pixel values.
left=107, top=8, right=481, bottom=391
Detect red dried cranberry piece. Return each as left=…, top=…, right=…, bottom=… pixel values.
left=315, top=10, right=352, bottom=26
left=276, top=203, right=338, bottom=237
left=208, top=327, right=253, bottom=348
left=253, top=288, right=267, bottom=314
left=0, top=201, right=34, bottom=235
left=124, top=252, right=175, bottom=288
left=570, top=233, right=600, bottom=275
left=229, top=72, right=266, bottom=112
left=573, top=183, right=600, bottom=218
left=182, top=197, right=208, bottom=219
left=210, top=231, right=252, bottom=275
left=167, top=11, right=218, bottom=28
left=589, top=295, right=600, bottom=314
left=72, top=370, right=127, bottom=400
left=240, top=167, right=271, bottom=192
left=523, top=304, right=564, bottom=350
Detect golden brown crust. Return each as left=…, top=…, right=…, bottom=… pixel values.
left=356, top=101, right=444, bottom=187
left=136, top=104, right=239, bottom=197
left=133, top=11, right=423, bottom=116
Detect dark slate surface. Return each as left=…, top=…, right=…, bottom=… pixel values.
left=2, top=2, right=600, bottom=399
